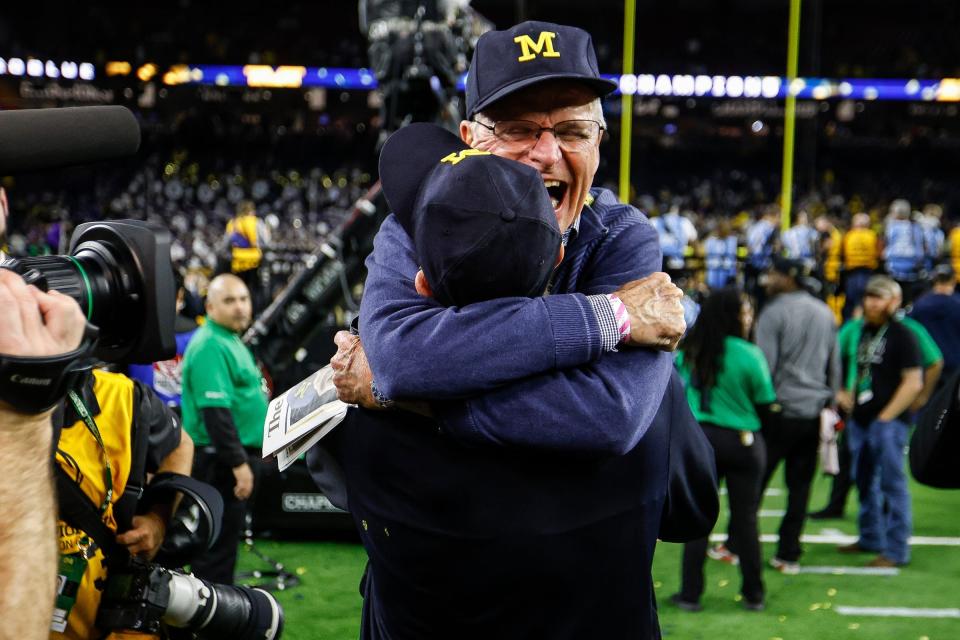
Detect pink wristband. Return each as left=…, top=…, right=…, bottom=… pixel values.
left=607, top=293, right=632, bottom=343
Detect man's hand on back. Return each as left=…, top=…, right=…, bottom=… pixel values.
left=614, top=273, right=686, bottom=351
left=330, top=331, right=381, bottom=409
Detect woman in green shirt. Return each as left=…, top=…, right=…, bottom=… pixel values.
left=671, top=287, right=777, bottom=612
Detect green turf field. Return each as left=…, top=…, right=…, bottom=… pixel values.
left=238, top=471, right=960, bottom=639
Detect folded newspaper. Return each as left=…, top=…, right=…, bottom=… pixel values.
left=262, top=365, right=351, bottom=471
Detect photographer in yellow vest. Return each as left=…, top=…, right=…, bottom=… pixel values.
left=51, top=369, right=193, bottom=639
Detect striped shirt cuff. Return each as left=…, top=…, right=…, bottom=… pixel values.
left=588, top=294, right=631, bottom=352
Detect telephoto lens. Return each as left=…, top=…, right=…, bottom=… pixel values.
left=163, top=571, right=284, bottom=640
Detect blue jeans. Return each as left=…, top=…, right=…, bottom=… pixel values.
left=847, top=418, right=912, bottom=564
left=843, top=268, right=872, bottom=318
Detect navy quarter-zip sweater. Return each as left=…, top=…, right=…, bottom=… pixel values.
left=332, top=188, right=680, bottom=639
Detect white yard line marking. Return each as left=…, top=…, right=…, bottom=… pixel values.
left=759, top=509, right=786, bottom=518
left=835, top=606, right=960, bottom=618
left=798, top=566, right=900, bottom=576
left=720, top=488, right=783, bottom=496
left=708, top=533, right=960, bottom=546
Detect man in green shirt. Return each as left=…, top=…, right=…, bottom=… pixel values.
left=181, top=274, right=268, bottom=584
left=810, top=307, right=942, bottom=520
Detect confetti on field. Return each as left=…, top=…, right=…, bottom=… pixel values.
left=654, top=581, right=662, bottom=589
left=718, top=579, right=730, bottom=588
left=778, top=615, right=787, bottom=623
left=296, top=566, right=307, bottom=576
left=733, top=594, right=743, bottom=602
left=848, top=623, right=861, bottom=630
left=810, top=603, right=822, bottom=611
left=827, top=588, right=838, bottom=597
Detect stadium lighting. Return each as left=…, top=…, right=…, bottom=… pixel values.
left=7, top=58, right=25, bottom=76
left=61, top=61, right=78, bottom=80
left=106, top=61, right=132, bottom=76
left=5, top=53, right=959, bottom=103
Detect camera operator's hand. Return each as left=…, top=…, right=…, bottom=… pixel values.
left=0, top=269, right=85, bottom=361
left=0, top=270, right=85, bottom=639
left=233, top=461, right=254, bottom=500
left=116, top=513, right=166, bottom=560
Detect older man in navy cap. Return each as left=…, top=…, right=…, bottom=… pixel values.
left=316, top=122, right=716, bottom=639
left=330, top=21, right=693, bottom=636
left=334, top=20, right=684, bottom=452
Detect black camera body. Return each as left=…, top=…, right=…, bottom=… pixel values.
left=97, top=556, right=284, bottom=639
left=0, top=219, right=177, bottom=412
left=2, top=219, right=176, bottom=364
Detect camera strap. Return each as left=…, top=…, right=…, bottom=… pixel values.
left=67, top=390, right=114, bottom=514
left=0, top=323, right=98, bottom=414
left=55, top=464, right=128, bottom=562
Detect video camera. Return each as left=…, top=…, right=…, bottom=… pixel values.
left=1, top=106, right=285, bottom=638
left=2, top=220, right=176, bottom=363
left=0, top=107, right=178, bottom=412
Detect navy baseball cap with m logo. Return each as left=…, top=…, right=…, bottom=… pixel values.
left=378, top=123, right=561, bottom=308
left=466, top=21, right=618, bottom=118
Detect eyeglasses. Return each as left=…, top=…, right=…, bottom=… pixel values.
left=472, top=119, right=604, bottom=152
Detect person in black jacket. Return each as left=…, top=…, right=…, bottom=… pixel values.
left=317, top=121, right=718, bottom=639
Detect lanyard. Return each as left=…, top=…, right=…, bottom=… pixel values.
left=67, top=390, right=114, bottom=515
left=855, top=323, right=889, bottom=391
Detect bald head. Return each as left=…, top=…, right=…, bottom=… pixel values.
left=206, top=274, right=252, bottom=334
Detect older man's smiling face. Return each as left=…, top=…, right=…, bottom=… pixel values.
left=461, top=81, right=603, bottom=233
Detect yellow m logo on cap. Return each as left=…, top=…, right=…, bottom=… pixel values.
left=440, top=149, right=491, bottom=166
left=513, top=32, right=561, bottom=63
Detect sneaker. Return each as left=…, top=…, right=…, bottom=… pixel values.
left=808, top=507, right=844, bottom=520
left=743, top=598, right=766, bottom=612
left=769, top=557, right=800, bottom=575
left=707, top=544, right=740, bottom=566
left=866, top=555, right=907, bottom=568
left=669, top=593, right=703, bottom=612
left=837, top=541, right=878, bottom=554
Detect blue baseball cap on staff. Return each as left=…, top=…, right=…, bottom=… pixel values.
left=465, top=21, right=618, bottom=119
left=378, top=122, right=562, bottom=308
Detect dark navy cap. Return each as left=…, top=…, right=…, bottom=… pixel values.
left=931, top=263, right=955, bottom=283
left=770, top=256, right=808, bottom=280
left=379, top=123, right=561, bottom=307
left=465, top=21, right=618, bottom=118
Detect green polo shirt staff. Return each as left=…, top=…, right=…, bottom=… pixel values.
left=181, top=318, right=267, bottom=449
left=676, top=336, right=777, bottom=432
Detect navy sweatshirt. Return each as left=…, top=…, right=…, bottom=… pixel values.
left=359, top=188, right=674, bottom=454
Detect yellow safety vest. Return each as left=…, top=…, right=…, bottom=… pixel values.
left=226, top=214, right=263, bottom=273
left=824, top=227, right=843, bottom=282
left=951, top=228, right=960, bottom=282
left=52, top=370, right=135, bottom=640
left=843, top=228, right=879, bottom=271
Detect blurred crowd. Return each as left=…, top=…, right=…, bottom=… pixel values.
left=641, top=191, right=958, bottom=318
left=2, top=151, right=375, bottom=295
